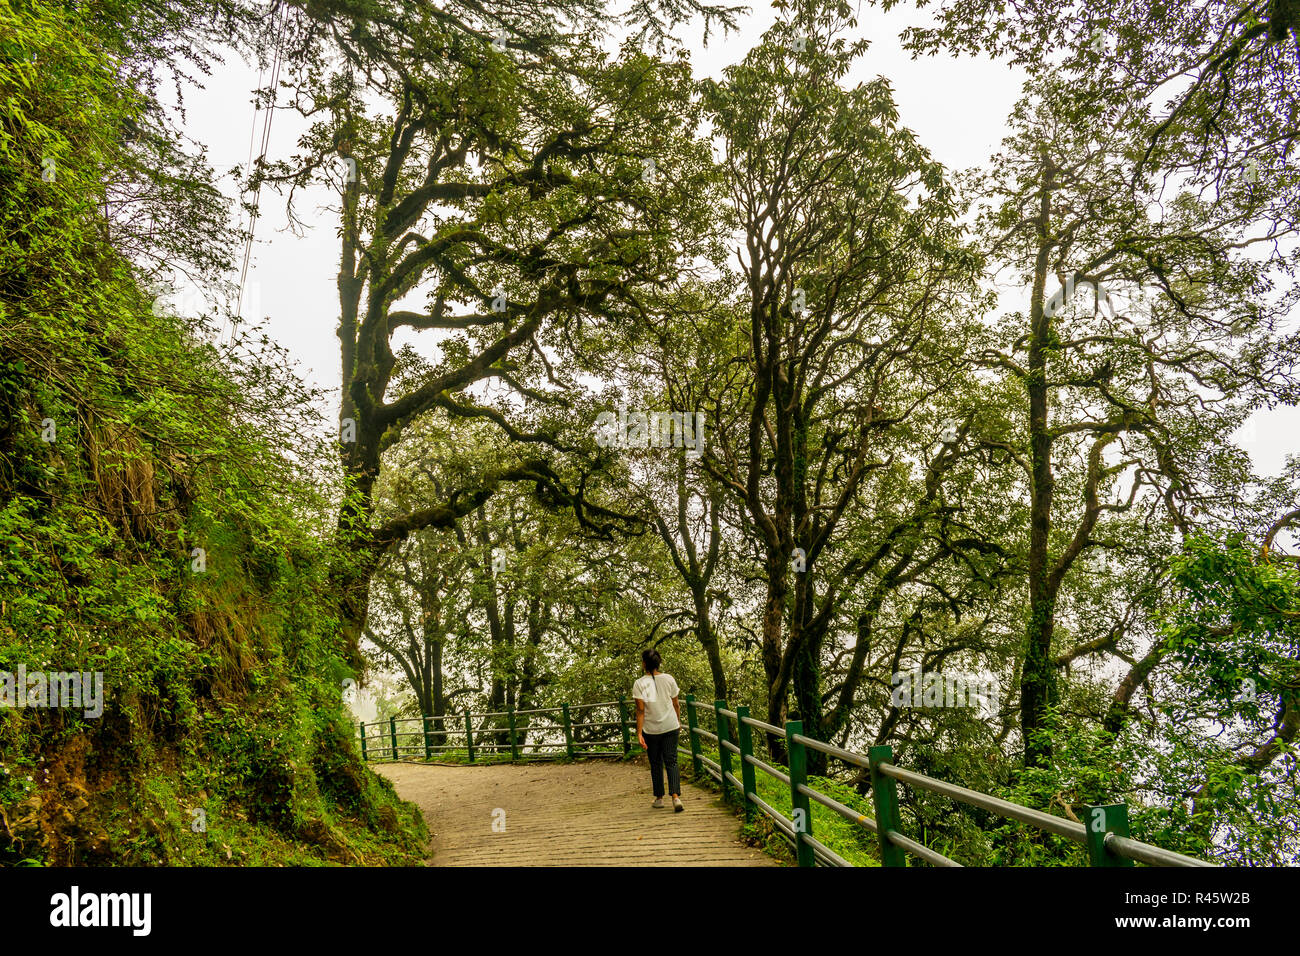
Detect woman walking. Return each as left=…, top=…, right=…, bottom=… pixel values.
left=633, top=649, right=684, bottom=811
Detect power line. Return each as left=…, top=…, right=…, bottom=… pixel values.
left=233, top=6, right=287, bottom=343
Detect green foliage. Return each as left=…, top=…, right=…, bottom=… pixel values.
left=1138, top=531, right=1300, bottom=864
left=3, top=0, right=1297, bottom=869
left=0, top=0, right=424, bottom=865
left=1162, top=532, right=1300, bottom=706
left=692, top=739, right=880, bottom=866
left=346, top=0, right=1295, bottom=866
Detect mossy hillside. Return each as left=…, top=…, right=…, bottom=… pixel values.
left=0, top=302, right=427, bottom=864
left=0, top=0, right=425, bottom=865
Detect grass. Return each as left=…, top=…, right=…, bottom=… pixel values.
left=688, top=742, right=882, bottom=867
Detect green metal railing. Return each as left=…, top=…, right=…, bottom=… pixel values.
left=682, top=696, right=1216, bottom=868
left=357, top=698, right=634, bottom=763
left=357, top=695, right=1215, bottom=868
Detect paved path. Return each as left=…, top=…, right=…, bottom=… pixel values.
left=376, top=759, right=779, bottom=866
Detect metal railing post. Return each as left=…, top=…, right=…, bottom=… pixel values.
left=868, top=745, right=906, bottom=867
left=508, top=707, right=519, bottom=760
left=359, top=721, right=367, bottom=762
left=389, top=716, right=399, bottom=760
left=685, top=695, right=703, bottom=777
left=736, top=705, right=757, bottom=821
left=786, top=721, right=816, bottom=867
left=715, top=700, right=732, bottom=803
left=465, top=712, right=475, bottom=762
left=1085, top=804, right=1135, bottom=867
left=618, top=696, right=631, bottom=754
left=562, top=703, right=575, bottom=758
left=423, top=716, right=432, bottom=760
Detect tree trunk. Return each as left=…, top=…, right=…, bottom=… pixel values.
left=762, top=554, right=790, bottom=760
left=790, top=567, right=828, bottom=774
left=1021, top=166, right=1059, bottom=769
left=692, top=583, right=727, bottom=700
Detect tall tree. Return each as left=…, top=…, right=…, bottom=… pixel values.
left=699, top=0, right=983, bottom=757
left=894, top=0, right=1300, bottom=235
left=260, top=3, right=722, bottom=666
left=974, top=75, right=1299, bottom=766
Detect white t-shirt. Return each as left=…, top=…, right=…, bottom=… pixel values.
left=632, top=672, right=681, bottom=734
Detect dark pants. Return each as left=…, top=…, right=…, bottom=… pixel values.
left=644, top=728, right=681, bottom=798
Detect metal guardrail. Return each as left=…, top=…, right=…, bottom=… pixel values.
left=357, top=694, right=1215, bottom=868
left=679, top=696, right=1216, bottom=869
left=358, top=699, right=633, bottom=764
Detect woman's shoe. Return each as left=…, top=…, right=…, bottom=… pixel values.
left=672, top=796, right=684, bottom=812
left=652, top=797, right=666, bottom=808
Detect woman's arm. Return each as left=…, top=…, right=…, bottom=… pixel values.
left=635, top=698, right=646, bottom=748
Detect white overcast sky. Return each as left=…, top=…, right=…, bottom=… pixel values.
left=175, top=1, right=1297, bottom=480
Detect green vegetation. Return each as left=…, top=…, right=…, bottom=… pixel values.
left=0, top=0, right=423, bottom=864
left=2, top=0, right=1298, bottom=868
left=332, top=0, right=1299, bottom=865
left=727, top=765, right=881, bottom=868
